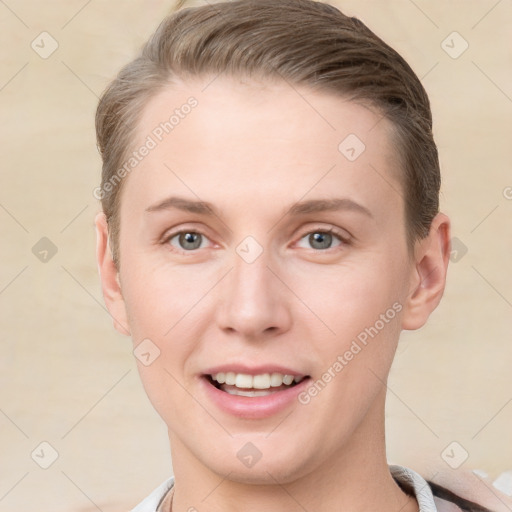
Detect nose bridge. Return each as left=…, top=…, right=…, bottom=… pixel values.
left=232, top=247, right=270, bottom=301
left=216, top=237, right=291, bottom=336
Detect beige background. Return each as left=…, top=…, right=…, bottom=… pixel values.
left=0, top=0, right=511, bottom=510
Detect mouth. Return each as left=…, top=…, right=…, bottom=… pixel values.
left=204, top=372, right=310, bottom=397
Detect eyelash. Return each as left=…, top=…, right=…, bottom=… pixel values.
left=161, top=226, right=351, bottom=254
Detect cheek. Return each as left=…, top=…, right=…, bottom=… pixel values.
left=120, top=258, right=223, bottom=373
left=120, top=262, right=211, bottom=420
left=291, top=253, right=407, bottom=403
left=291, top=254, right=404, bottom=336
left=298, top=278, right=403, bottom=434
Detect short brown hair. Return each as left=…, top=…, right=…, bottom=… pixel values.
left=95, top=0, right=440, bottom=268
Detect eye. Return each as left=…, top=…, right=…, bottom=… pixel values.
left=296, top=229, right=346, bottom=251
left=166, top=231, right=210, bottom=251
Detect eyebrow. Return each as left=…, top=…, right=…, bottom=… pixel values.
left=145, top=196, right=373, bottom=219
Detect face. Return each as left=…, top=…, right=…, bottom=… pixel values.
left=96, top=75, right=446, bottom=484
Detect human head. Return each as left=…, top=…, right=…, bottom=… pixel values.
left=95, top=0, right=441, bottom=269
left=94, top=0, right=450, bottom=496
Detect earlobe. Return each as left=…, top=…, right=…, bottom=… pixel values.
left=94, top=211, right=131, bottom=336
left=401, top=213, right=451, bottom=331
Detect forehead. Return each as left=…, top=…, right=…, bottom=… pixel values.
left=123, top=76, right=402, bottom=222
left=134, top=75, right=395, bottom=156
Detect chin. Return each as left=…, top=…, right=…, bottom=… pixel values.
left=217, top=460, right=310, bottom=486
left=198, top=439, right=317, bottom=486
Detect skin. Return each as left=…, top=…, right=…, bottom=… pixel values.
left=95, top=75, right=450, bottom=512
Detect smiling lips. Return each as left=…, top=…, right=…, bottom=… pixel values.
left=201, top=368, right=311, bottom=418
left=208, top=372, right=307, bottom=397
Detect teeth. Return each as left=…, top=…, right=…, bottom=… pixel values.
left=225, top=388, right=273, bottom=397
left=282, top=375, right=294, bottom=385
left=270, top=373, right=284, bottom=387
left=211, top=372, right=302, bottom=390
left=253, top=374, right=270, bottom=389
left=235, top=373, right=253, bottom=388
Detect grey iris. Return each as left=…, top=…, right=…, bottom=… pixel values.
left=180, top=232, right=202, bottom=250
left=309, top=232, right=332, bottom=250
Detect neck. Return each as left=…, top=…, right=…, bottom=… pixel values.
left=167, top=388, right=418, bottom=512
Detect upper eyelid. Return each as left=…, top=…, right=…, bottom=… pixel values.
left=161, top=223, right=213, bottom=241
left=298, top=226, right=351, bottom=242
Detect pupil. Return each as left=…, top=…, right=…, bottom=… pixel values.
left=310, top=232, right=331, bottom=250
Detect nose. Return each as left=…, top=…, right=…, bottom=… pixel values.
left=215, top=244, right=292, bottom=340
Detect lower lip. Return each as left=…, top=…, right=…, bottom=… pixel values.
left=200, top=376, right=311, bottom=420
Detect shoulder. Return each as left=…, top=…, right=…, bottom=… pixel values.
left=130, top=477, right=175, bottom=512
left=390, top=464, right=512, bottom=512
left=426, top=467, right=512, bottom=512
left=398, top=463, right=512, bottom=512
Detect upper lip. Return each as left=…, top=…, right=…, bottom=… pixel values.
left=202, top=364, right=307, bottom=377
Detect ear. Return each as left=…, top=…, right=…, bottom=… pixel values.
left=94, top=211, right=131, bottom=336
left=401, top=212, right=451, bottom=331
